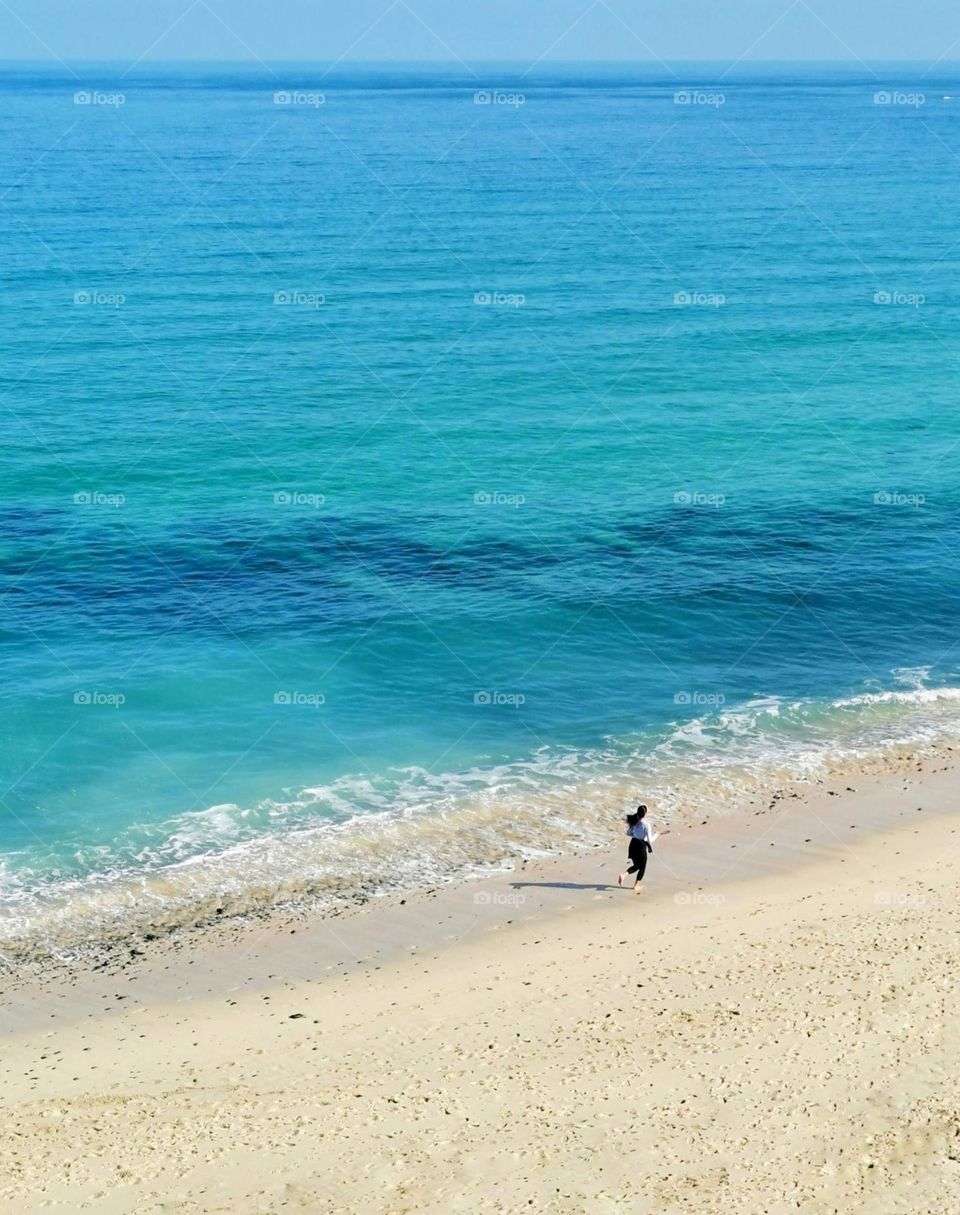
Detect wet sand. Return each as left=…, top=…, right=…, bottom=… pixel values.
left=1, top=755, right=959, bottom=1212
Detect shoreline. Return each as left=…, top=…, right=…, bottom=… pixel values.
left=1, top=742, right=955, bottom=1031
left=7, top=688, right=960, bottom=970
left=1, top=752, right=959, bottom=1211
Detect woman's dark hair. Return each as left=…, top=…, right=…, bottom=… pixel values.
left=637, top=804, right=647, bottom=817
left=626, top=811, right=639, bottom=828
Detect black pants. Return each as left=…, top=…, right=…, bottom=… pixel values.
left=626, top=838, right=648, bottom=883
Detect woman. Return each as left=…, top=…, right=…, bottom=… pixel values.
left=619, top=804, right=653, bottom=893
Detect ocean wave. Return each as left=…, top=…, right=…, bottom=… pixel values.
left=3, top=683, right=960, bottom=964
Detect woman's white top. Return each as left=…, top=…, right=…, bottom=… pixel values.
left=628, top=820, right=653, bottom=845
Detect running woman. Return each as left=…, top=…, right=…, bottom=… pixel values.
left=618, top=804, right=653, bottom=893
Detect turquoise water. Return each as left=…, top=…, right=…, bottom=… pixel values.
left=4, top=62, right=960, bottom=955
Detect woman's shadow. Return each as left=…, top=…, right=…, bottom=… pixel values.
left=510, top=880, right=621, bottom=892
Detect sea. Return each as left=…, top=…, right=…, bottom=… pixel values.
left=3, top=60, right=960, bottom=960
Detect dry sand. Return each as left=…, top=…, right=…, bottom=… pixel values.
left=1, top=757, right=959, bottom=1213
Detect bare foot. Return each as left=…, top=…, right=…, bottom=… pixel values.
left=617, top=873, right=624, bottom=887
left=633, top=883, right=643, bottom=895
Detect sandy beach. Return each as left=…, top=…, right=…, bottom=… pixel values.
left=1, top=754, right=959, bottom=1214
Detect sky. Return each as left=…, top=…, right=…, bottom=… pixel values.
left=1, top=0, right=959, bottom=65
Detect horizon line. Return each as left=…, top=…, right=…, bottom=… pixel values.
left=1, top=56, right=958, bottom=66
